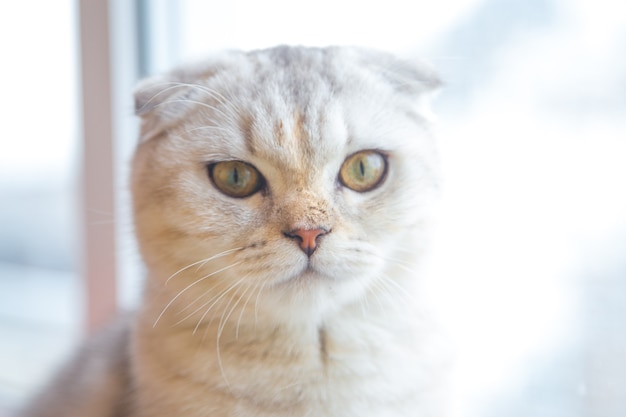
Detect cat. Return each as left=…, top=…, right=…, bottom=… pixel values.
left=19, top=45, right=449, bottom=417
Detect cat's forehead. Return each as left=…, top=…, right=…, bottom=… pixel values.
left=240, top=91, right=346, bottom=174
left=149, top=46, right=436, bottom=181
left=190, top=55, right=356, bottom=172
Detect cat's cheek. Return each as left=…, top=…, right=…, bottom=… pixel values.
left=311, top=244, right=381, bottom=280
left=194, top=195, right=264, bottom=235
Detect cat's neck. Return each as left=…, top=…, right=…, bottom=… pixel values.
left=137, top=263, right=428, bottom=370
left=133, top=272, right=441, bottom=417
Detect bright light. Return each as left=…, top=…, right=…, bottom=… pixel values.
left=0, top=1, right=78, bottom=185
left=179, top=0, right=485, bottom=58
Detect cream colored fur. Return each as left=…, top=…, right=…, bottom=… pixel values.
left=20, top=46, right=448, bottom=417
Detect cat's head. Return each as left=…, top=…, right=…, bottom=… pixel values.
left=132, top=46, right=440, bottom=326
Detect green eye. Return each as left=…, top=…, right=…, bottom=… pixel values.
left=209, top=161, right=264, bottom=198
left=339, top=150, right=387, bottom=192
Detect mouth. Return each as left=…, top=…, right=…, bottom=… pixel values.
left=273, top=262, right=327, bottom=287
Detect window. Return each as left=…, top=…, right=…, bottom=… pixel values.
left=2, top=0, right=624, bottom=415
left=0, top=0, right=80, bottom=411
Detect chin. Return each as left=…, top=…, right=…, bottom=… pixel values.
left=262, top=264, right=377, bottom=323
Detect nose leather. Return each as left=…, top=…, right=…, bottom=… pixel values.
left=284, top=228, right=329, bottom=256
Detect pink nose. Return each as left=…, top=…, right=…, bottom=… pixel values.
left=284, top=228, right=329, bottom=256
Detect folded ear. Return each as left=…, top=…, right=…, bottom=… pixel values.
left=351, top=48, right=442, bottom=121
left=392, top=59, right=442, bottom=123
left=133, top=55, right=240, bottom=141
left=133, top=76, right=188, bottom=141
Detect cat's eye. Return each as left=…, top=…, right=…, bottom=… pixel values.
left=209, top=161, right=264, bottom=198
left=339, top=150, right=387, bottom=192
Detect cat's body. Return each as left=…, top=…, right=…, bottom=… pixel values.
left=20, top=45, right=448, bottom=417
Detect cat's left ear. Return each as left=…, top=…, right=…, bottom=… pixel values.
left=355, top=49, right=442, bottom=121
left=401, top=61, right=442, bottom=123
left=385, top=59, right=442, bottom=123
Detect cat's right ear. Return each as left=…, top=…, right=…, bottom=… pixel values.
left=133, top=76, right=199, bottom=142
left=134, top=53, right=243, bottom=141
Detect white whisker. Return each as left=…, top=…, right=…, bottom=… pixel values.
left=165, top=247, right=244, bottom=285
left=377, top=274, right=416, bottom=307
left=174, top=283, right=233, bottom=327
left=236, top=279, right=263, bottom=339
left=169, top=81, right=244, bottom=119
left=193, top=274, right=248, bottom=335
left=141, top=81, right=242, bottom=121
left=269, top=380, right=304, bottom=403
left=138, top=83, right=192, bottom=112
left=213, top=276, right=254, bottom=388
left=253, top=280, right=268, bottom=327
left=217, top=279, right=249, bottom=340
left=160, top=98, right=237, bottom=126
left=368, top=279, right=388, bottom=311
left=366, top=250, right=418, bottom=275
left=153, top=261, right=242, bottom=328
left=184, top=125, right=235, bottom=135
left=358, top=295, right=368, bottom=317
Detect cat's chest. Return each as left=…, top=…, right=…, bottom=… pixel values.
left=135, top=307, right=443, bottom=417
left=213, top=319, right=431, bottom=416
left=245, top=357, right=427, bottom=416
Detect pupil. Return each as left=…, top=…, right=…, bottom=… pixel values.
left=359, top=160, right=365, bottom=177
left=232, top=167, right=239, bottom=184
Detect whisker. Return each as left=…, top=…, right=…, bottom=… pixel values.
left=213, top=277, right=254, bottom=386
left=373, top=277, right=410, bottom=317
left=168, top=81, right=244, bottom=118
left=360, top=280, right=372, bottom=312
left=165, top=247, right=244, bottom=285
left=217, top=277, right=251, bottom=340
left=357, top=295, right=368, bottom=317
left=377, top=274, right=416, bottom=307
left=270, top=380, right=304, bottom=403
left=193, top=274, right=248, bottom=335
left=140, top=81, right=241, bottom=120
left=391, top=262, right=417, bottom=275
left=159, top=98, right=237, bottom=126
left=200, top=275, right=252, bottom=390
left=366, top=250, right=418, bottom=275
left=173, top=282, right=234, bottom=327
left=392, top=246, right=420, bottom=255
left=236, top=279, right=263, bottom=339
left=253, top=280, right=268, bottom=327
left=368, top=279, right=388, bottom=312
left=183, top=125, right=235, bottom=135
left=138, top=83, right=193, bottom=112
left=153, top=261, right=242, bottom=328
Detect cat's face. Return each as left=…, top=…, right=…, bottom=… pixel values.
left=132, top=46, right=440, bottom=325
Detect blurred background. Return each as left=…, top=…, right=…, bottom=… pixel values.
left=0, top=0, right=624, bottom=416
